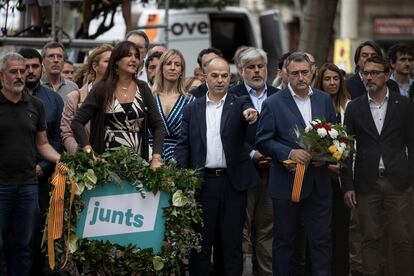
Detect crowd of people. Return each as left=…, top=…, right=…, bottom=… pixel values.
left=0, top=29, right=414, bottom=276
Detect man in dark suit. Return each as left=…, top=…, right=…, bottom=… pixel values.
left=190, top=48, right=223, bottom=98
left=175, top=57, right=260, bottom=276
left=256, top=52, right=336, bottom=276
left=346, top=40, right=399, bottom=100
left=341, top=56, right=413, bottom=276
left=229, top=46, right=278, bottom=276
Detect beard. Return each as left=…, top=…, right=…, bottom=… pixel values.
left=2, top=79, right=25, bottom=94
left=364, top=82, right=378, bottom=94
left=245, top=79, right=265, bottom=90
left=25, top=79, right=40, bottom=90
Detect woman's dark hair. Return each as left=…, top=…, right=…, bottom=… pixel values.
left=315, top=63, right=350, bottom=114
left=95, top=41, right=140, bottom=111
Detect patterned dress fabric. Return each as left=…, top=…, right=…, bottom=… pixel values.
left=151, top=94, right=194, bottom=161
left=104, top=87, right=145, bottom=154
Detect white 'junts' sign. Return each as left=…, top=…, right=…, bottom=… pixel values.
left=82, top=192, right=160, bottom=238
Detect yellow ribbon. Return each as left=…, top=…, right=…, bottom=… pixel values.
left=283, top=160, right=306, bottom=203
left=46, top=163, right=76, bottom=270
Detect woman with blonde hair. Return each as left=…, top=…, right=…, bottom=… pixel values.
left=151, top=49, right=194, bottom=161
left=61, top=44, right=113, bottom=154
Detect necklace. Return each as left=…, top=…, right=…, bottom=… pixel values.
left=120, top=86, right=128, bottom=97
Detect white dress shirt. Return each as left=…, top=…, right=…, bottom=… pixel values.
left=205, top=93, right=227, bottom=168
left=288, top=83, right=313, bottom=128
left=368, top=89, right=389, bottom=169
left=245, top=83, right=268, bottom=158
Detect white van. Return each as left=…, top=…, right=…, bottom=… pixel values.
left=0, top=2, right=287, bottom=81
left=90, top=6, right=287, bottom=80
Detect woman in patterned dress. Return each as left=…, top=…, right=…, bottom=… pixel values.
left=150, top=49, right=194, bottom=161
left=71, top=41, right=165, bottom=169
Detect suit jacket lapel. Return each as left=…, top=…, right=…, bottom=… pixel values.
left=196, top=99, right=207, bottom=148
left=381, top=91, right=398, bottom=134
left=310, top=93, right=321, bottom=120
left=240, top=82, right=249, bottom=96
left=282, top=89, right=306, bottom=128
left=220, top=94, right=234, bottom=133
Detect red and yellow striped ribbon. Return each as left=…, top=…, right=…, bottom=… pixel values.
left=283, top=160, right=306, bottom=203
left=47, top=163, right=76, bottom=270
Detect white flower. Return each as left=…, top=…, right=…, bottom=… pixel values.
left=310, top=119, right=321, bottom=126
left=153, top=256, right=164, bottom=271
left=305, top=126, right=313, bottom=133
left=333, top=140, right=340, bottom=147
left=317, top=128, right=327, bottom=138
left=172, top=190, right=188, bottom=207
left=67, top=234, right=78, bottom=254
left=340, top=142, right=346, bottom=149
left=328, top=129, right=338, bottom=139
left=75, top=181, right=85, bottom=195
left=83, top=169, right=97, bottom=190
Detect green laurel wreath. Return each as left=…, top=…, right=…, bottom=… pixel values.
left=46, top=147, right=203, bottom=275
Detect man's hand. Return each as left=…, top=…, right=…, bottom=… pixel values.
left=243, top=108, right=258, bottom=124
left=328, top=164, right=340, bottom=174
left=35, top=165, right=44, bottom=178
left=289, top=149, right=311, bottom=165
left=252, top=151, right=272, bottom=168
left=344, top=191, right=357, bottom=209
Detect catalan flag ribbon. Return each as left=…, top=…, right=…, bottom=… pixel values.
left=283, top=160, right=306, bottom=203
left=47, top=163, right=76, bottom=270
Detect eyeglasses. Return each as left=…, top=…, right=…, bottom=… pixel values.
left=362, top=70, right=384, bottom=78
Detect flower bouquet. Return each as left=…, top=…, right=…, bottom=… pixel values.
left=296, top=118, right=353, bottom=165
left=284, top=119, right=353, bottom=202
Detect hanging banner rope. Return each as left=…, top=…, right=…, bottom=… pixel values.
left=46, top=163, right=76, bottom=270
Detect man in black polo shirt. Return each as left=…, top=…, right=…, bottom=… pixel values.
left=0, top=53, right=61, bottom=276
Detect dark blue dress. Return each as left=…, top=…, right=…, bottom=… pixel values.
left=151, top=94, right=194, bottom=161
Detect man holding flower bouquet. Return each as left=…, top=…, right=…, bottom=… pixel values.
left=256, top=52, right=336, bottom=276
left=341, top=55, right=413, bottom=276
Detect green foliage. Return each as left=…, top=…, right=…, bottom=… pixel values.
left=50, top=147, right=203, bottom=275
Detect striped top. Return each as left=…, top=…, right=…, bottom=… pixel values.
left=150, top=94, right=194, bottom=161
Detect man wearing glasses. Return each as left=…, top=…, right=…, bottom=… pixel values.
left=256, top=52, right=336, bottom=275
left=41, top=42, right=78, bottom=99
left=341, top=56, right=413, bottom=276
